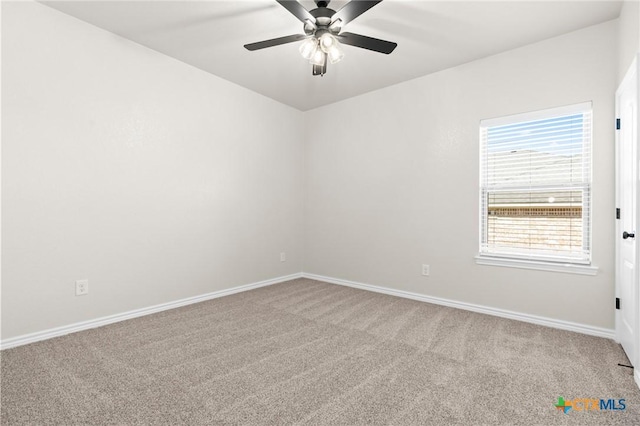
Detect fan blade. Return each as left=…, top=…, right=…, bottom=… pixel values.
left=276, top=0, right=315, bottom=24
left=332, top=1, right=382, bottom=26
left=337, top=32, right=397, bottom=54
left=244, top=34, right=307, bottom=51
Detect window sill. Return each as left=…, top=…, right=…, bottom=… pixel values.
left=475, top=255, right=599, bottom=276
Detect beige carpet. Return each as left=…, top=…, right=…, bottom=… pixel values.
left=2, top=278, right=639, bottom=425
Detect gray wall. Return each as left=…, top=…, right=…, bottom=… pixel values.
left=2, top=2, right=305, bottom=339
left=618, top=1, right=640, bottom=83
left=303, top=21, right=618, bottom=329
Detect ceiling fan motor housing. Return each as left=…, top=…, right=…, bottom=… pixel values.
left=310, top=8, right=336, bottom=26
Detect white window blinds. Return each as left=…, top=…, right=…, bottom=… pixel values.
left=479, top=102, right=592, bottom=264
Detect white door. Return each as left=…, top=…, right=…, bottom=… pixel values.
left=616, top=56, right=639, bottom=366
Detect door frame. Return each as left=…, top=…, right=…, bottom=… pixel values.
left=615, top=54, right=640, bottom=387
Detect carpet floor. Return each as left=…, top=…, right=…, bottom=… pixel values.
left=1, top=278, right=639, bottom=425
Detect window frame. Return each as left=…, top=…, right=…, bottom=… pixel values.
left=476, top=102, right=597, bottom=275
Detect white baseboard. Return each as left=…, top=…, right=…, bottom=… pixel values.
left=302, top=273, right=615, bottom=340
left=635, top=369, right=640, bottom=389
left=1, top=271, right=615, bottom=350
left=0, top=273, right=303, bottom=350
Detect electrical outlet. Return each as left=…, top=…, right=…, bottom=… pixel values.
left=280, top=252, right=286, bottom=262
left=422, top=264, right=430, bottom=276
left=76, top=279, right=89, bottom=296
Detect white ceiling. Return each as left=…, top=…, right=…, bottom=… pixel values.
left=42, top=0, right=622, bottom=111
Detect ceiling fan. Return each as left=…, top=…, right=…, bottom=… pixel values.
left=244, top=0, right=397, bottom=76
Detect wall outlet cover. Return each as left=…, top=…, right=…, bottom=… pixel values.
left=422, top=264, right=430, bottom=276
left=76, top=279, right=89, bottom=296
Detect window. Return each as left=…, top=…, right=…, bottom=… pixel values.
left=478, top=102, right=593, bottom=270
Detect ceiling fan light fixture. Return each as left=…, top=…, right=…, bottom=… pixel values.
left=309, top=49, right=327, bottom=67
left=299, top=37, right=319, bottom=60
left=327, top=42, right=344, bottom=64
left=319, top=33, right=337, bottom=53
left=328, top=18, right=342, bottom=33
left=303, top=19, right=317, bottom=34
